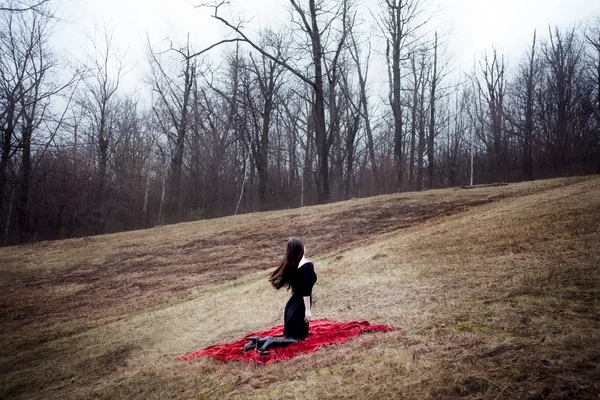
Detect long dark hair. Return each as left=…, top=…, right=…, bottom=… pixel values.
left=269, top=237, right=304, bottom=290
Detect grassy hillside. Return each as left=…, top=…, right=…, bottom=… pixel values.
left=1, top=176, right=599, bottom=399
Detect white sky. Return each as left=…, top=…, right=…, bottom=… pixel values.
left=443, top=0, right=600, bottom=66
left=51, top=0, right=600, bottom=90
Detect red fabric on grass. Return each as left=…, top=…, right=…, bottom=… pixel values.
left=175, top=319, right=398, bottom=365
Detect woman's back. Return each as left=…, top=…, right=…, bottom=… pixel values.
left=284, top=262, right=317, bottom=339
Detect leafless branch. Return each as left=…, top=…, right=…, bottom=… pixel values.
left=0, top=0, right=50, bottom=13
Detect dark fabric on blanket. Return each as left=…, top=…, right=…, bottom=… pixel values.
left=175, top=319, right=398, bottom=365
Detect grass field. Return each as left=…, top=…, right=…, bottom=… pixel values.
left=1, top=176, right=599, bottom=399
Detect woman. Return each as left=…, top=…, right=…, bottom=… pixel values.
left=244, top=237, right=317, bottom=353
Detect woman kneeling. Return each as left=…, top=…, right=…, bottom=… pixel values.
left=244, top=237, right=317, bottom=353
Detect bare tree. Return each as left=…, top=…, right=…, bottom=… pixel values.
left=148, top=36, right=199, bottom=222
left=238, top=31, right=287, bottom=210
left=416, top=49, right=427, bottom=191
left=348, top=29, right=378, bottom=189
left=523, top=30, right=537, bottom=180
left=588, top=18, right=600, bottom=123
left=0, top=0, right=51, bottom=13
left=443, top=86, right=470, bottom=186
left=110, top=98, right=155, bottom=230
left=586, top=17, right=600, bottom=172
left=0, top=12, right=23, bottom=212
left=207, top=0, right=353, bottom=204
left=0, top=7, right=68, bottom=241
left=194, top=49, right=241, bottom=217
left=427, top=31, right=438, bottom=188
left=338, top=58, right=362, bottom=199
left=471, top=48, right=507, bottom=182
left=78, top=27, right=125, bottom=232
left=543, top=26, right=585, bottom=175
left=407, top=46, right=426, bottom=190
left=280, top=83, right=316, bottom=206
left=376, top=0, right=424, bottom=190
left=508, top=30, right=538, bottom=180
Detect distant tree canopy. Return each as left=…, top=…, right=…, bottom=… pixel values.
left=0, top=1, right=599, bottom=245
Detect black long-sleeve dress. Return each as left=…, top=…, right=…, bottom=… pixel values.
left=283, top=262, right=317, bottom=340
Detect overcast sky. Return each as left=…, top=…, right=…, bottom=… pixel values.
left=52, top=0, right=600, bottom=90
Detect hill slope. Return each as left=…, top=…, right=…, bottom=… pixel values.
left=1, top=176, right=599, bottom=399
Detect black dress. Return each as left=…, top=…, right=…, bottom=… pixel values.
left=283, top=262, right=317, bottom=340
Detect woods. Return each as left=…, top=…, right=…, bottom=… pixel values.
left=1, top=1, right=599, bottom=245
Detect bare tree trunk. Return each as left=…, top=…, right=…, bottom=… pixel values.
left=235, top=153, right=248, bottom=215
left=0, top=99, right=14, bottom=209
left=380, top=0, right=425, bottom=191
left=416, top=64, right=426, bottom=191
left=158, top=171, right=166, bottom=225
left=303, top=102, right=315, bottom=207
left=17, top=124, right=32, bottom=241
left=143, top=174, right=150, bottom=215
left=339, top=62, right=361, bottom=200
left=470, top=129, right=474, bottom=186
left=307, top=0, right=330, bottom=203
left=524, top=30, right=537, bottom=181
left=349, top=33, right=378, bottom=189
left=257, top=91, right=270, bottom=210
left=344, top=109, right=360, bottom=200
left=390, top=36, right=404, bottom=190
left=3, top=187, right=15, bottom=245
left=168, top=54, right=193, bottom=221
left=409, top=62, right=418, bottom=189
left=427, top=32, right=438, bottom=189
left=97, top=109, right=109, bottom=197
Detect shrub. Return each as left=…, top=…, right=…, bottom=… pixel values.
left=187, top=208, right=204, bottom=222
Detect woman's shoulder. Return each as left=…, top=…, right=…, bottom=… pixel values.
left=299, top=262, right=316, bottom=278
left=299, top=261, right=314, bottom=270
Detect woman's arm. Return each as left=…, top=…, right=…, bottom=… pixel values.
left=303, top=296, right=312, bottom=322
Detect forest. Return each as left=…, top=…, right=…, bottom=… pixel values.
left=1, top=0, right=599, bottom=245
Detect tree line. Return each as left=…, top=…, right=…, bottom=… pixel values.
left=1, top=0, right=599, bottom=245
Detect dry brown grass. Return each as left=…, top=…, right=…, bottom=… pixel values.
left=0, top=175, right=599, bottom=399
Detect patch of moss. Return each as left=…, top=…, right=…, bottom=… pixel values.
left=454, top=321, right=489, bottom=332
left=563, top=286, right=579, bottom=293
left=455, top=321, right=472, bottom=331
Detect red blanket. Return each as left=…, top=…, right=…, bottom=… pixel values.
left=175, top=319, right=398, bottom=365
